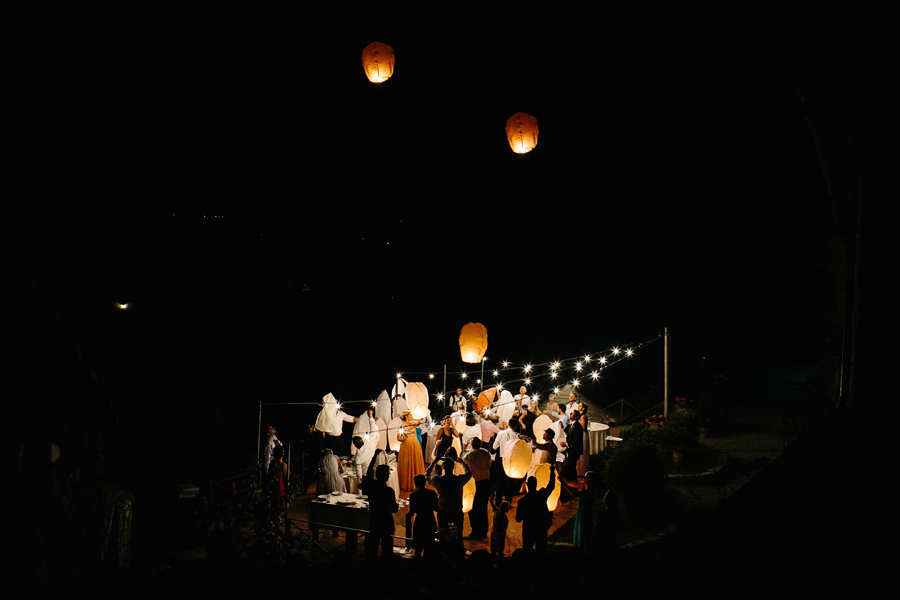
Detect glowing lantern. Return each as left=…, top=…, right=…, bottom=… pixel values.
left=475, top=388, right=497, bottom=414
left=462, top=476, right=477, bottom=513
left=407, top=382, right=429, bottom=420
left=362, top=42, right=394, bottom=83
left=532, top=414, right=552, bottom=445
left=503, top=439, right=531, bottom=479
left=451, top=436, right=462, bottom=457
left=459, top=323, right=488, bottom=364
left=388, top=417, right=403, bottom=452
left=506, top=112, right=538, bottom=154
left=497, top=390, right=515, bottom=425
left=528, top=463, right=562, bottom=510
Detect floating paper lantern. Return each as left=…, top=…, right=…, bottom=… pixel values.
left=506, top=112, right=539, bottom=154
left=503, top=439, right=531, bottom=479
left=532, top=414, right=552, bottom=445
left=459, top=322, right=488, bottom=364
left=362, top=42, right=394, bottom=83
left=407, top=382, right=429, bottom=420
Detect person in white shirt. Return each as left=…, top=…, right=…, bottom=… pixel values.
left=565, top=393, right=579, bottom=419
left=352, top=435, right=376, bottom=481
left=514, top=386, right=531, bottom=411
left=460, top=412, right=483, bottom=452
left=263, top=424, right=281, bottom=472
left=554, top=403, right=570, bottom=430
left=315, top=393, right=359, bottom=448
left=448, top=388, right=465, bottom=412
left=492, top=421, right=519, bottom=455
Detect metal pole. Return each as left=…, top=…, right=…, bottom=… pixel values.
left=664, top=327, right=670, bottom=418
left=257, top=401, right=263, bottom=462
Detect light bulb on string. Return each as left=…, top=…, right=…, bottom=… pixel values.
left=524, top=365, right=532, bottom=373
left=575, top=362, right=583, bottom=371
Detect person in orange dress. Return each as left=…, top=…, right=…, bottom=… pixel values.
left=397, top=411, right=425, bottom=492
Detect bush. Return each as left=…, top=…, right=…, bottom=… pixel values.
left=602, top=440, right=667, bottom=511
left=658, top=409, right=701, bottom=454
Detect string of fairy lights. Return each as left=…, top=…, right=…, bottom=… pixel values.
left=263, top=334, right=662, bottom=435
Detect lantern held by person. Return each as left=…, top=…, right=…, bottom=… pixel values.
left=388, top=416, right=403, bottom=452
left=503, top=439, right=531, bottom=479
left=532, top=414, right=552, bottom=445
left=529, top=463, right=562, bottom=510
left=505, top=112, right=539, bottom=154
left=462, top=476, right=477, bottom=513
left=459, top=322, right=488, bottom=363
left=407, top=382, right=429, bottom=420
left=362, top=42, right=395, bottom=83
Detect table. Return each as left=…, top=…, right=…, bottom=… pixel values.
left=307, top=493, right=369, bottom=552
left=588, top=422, right=609, bottom=454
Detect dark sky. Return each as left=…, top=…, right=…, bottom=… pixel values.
left=12, top=6, right=867, bottom=425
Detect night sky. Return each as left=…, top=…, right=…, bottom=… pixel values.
left=11, top=6, right=868, bottom=457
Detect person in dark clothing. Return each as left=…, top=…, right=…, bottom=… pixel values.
left=408, top=473, right=438, bottom=558
left=515, top=468, right=556, bottom=554
left=361, top=463, right=398, bottom=561
left=562, top=410, right=583, bottom=482
left=426, top=456, right=472, bottom=538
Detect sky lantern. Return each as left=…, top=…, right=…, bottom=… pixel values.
left=362, top=42, right=394, bottom=83
left=388, top=416, right=403, bottom=452
left=505, top=112, right=539, bottom=154
left=407, top=382, right=429, bottom=420
left=475, top=388, right=497, bottom=414
left=503, top=439, right=532, bottom=479
left=529, top=463, right=561, bottom=510
left=459, top=322, right=488, bottom=364
left=532, top=414, right=552, bottom=445
left=462, top=476, right=477, bottom=513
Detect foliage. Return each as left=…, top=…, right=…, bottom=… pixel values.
left=206, top=459, right=308, bottom=566
left=602, top=440, right=667, bottom=511
left=657, top=409, right=701, bottom=454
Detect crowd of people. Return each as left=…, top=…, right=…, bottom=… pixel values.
left=267, top=387, right=621, bottom=562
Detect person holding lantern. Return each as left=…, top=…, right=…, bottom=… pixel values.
left=462, top=437, right=492, bottom=540
left=426, top=456, right=472, bottom=537
left=515, top=468, right=556, bottom=554
left=397, top=411, right=426, bottom=492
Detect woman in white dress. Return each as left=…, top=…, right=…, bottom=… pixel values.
left=317, top=448, right=345, bottom=495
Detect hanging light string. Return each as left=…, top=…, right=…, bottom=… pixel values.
left=263, top=333, right=661, bottom=421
